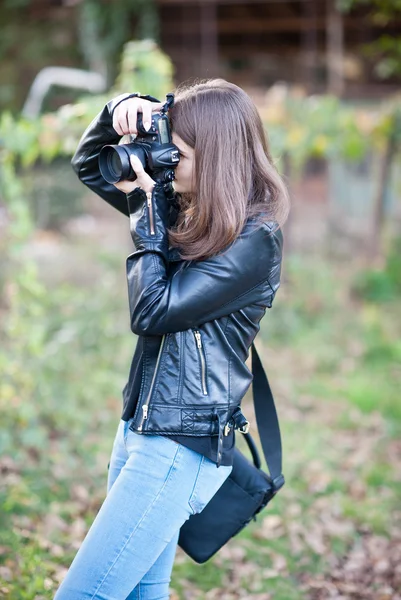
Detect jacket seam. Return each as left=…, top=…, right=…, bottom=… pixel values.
left=223, top=316, right=231, bottom=405
left=223, top=315, right=230, bottom=336
left=266, top=277, right=275, bottom=296
left=135, top=339, right=147, bottom=414
left=228, top=354, right=231, bottom=405
left=218, top=276, right=270, bottom=310
left=139, top=431, right=226, bottom=437
left=147, top=403, right=231, bottom=411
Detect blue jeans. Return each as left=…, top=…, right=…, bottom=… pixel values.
left=53, top=417, right=233, bottom=600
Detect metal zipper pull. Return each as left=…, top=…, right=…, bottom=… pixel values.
left=224, top=422, right=231, bottom=436
left=194, top=331, right=202, bottom=348
left=146, top=191, right=155, bottom=235
left=142, top=405, right=148, bottom=420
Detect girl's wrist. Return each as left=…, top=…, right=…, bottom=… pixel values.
left=141, top=182, right=156, bottom=195
left=126, top=182, right=155, bottom=199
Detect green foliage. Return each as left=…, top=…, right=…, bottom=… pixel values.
left=1, top=247, right=400, bottom=597
left=365, top=34, right=401, bottom=79
left=339, top=0, right=401, bottom=80
left=0, top=35, right=400, bottom=598
left=339, top=0, right=401, bottom=19
left=352, top=235, right=401, bottom=302
left=0, top=0, right=158, bottom=112
left=2, top=37, right=401, bottom=189
left=77, top=0, right=159, bottom=86
left=0, top=2, right=82, bottom=113
left=20, top=159, right=85, bottom=230
left=0, top=260, right=132, bottom=459
left=265, top=255, right=401, bottom=429
left=0, top=39, right=175, bottom=229
left=263, top=92, right=401, bottom=177
left=0, top=40, right=175, bottom=168
left=113, top=40, right=174, bottom=99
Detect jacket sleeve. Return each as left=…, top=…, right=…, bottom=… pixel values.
left=126, top=183, right=283, bottom=336
left=70, top=92, right=161, bottom=217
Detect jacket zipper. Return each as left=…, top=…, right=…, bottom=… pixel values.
left=193, top=330, right=208, bottom=395
left=146, top=191, right=155, bottom=235
left=137, top=334, right=166, bottom=431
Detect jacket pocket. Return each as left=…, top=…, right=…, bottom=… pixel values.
left=181, top=328, right=213, bottom=404
left=152, top=332, right=181, bottom=404
left=192, top=329, right=208, bottom=396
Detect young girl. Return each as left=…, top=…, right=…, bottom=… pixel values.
left=54, top=78, right=290, bottom=600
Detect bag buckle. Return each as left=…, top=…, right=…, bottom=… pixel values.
left=224, top=420, right=249, bottom=435
left=223, top=407, right=251, bottom=436
left=238, top=421, right=250, bottom=434
left=271, top=474, right=285, bottom=493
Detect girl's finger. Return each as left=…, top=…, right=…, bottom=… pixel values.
left=130, top=154, right=145, bottom=175
left=130, top=155, right=155, bottom=192
left=114, top=114, right=126, bottom=136
left=141, top=102, right=153, bottom=132
left=127, top=104, right=139, bottom=135
left=112, top=111, right=124, bottom=136
left=119, top=108, right=130, bottom=136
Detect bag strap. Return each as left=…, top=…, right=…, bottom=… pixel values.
left=246, top=342, right=285, bottom=491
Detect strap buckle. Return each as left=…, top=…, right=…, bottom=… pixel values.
left=271, top=474, right=285, bottom=493
left=223, top=420, right=250, bottom=435
left=238, top=421, right=250, bottom=434
left=224, top=407, right=251, bottom=435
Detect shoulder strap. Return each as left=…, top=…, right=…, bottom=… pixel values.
left=247, top=342, right=285, bottom=490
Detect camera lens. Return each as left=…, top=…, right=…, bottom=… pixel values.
left=99, top=144, right=146, bottom=184
left=108, top=151, right=122, bottom=180
left=99, top=144, right=134, bottom=184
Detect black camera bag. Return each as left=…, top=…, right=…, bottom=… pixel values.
left=177, top=341, right=285, bottom=563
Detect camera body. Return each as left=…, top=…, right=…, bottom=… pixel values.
left=99, top=93, right=180, bottom=185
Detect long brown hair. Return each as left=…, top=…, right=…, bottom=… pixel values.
left=167, top=78, right=290, bottom=261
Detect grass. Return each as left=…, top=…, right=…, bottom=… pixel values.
left=0, top=233, right=400, bottom=599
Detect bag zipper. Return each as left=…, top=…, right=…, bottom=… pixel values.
left=137, top=334, right=166, bottom=431
left=146, top=191, right=155, bottom=235
left=193, top=329, right=208, bottom=396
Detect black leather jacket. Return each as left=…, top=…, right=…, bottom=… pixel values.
left=71, top=93, right=283, bottom=467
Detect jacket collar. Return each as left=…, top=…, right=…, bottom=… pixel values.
left=168, top=245, right=183, bottom=262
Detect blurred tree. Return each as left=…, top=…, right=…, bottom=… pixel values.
left=76, top=0, right=159, bottom=88
left=339, top=0, right=401, bottom=79
left=0, top=0, right=159, bottom=113
left=369, top=105, right=401, bottom=260
left=0, top=39, right=175, bottom=230
left=0, top=0, right=81, bottom=112
left=113, top=39, right=174, bottom=99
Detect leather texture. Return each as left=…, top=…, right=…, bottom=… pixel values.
left=71, top=92, right=284, bottom=467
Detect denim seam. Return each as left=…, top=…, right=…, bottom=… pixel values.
left=89, top=443, right=182, bottom=600
left=187, top=455, right=206, bottom=515
left=123, top=420, right=130, bottom=452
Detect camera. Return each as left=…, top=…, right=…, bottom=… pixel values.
left=99, top=93, right=180, bottom=185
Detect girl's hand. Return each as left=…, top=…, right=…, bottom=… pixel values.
left=112, top=96, right=163, bottom=194
left=113, top=155, right=156, bottom=195
left=112, top=96, right=164, bottom=136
